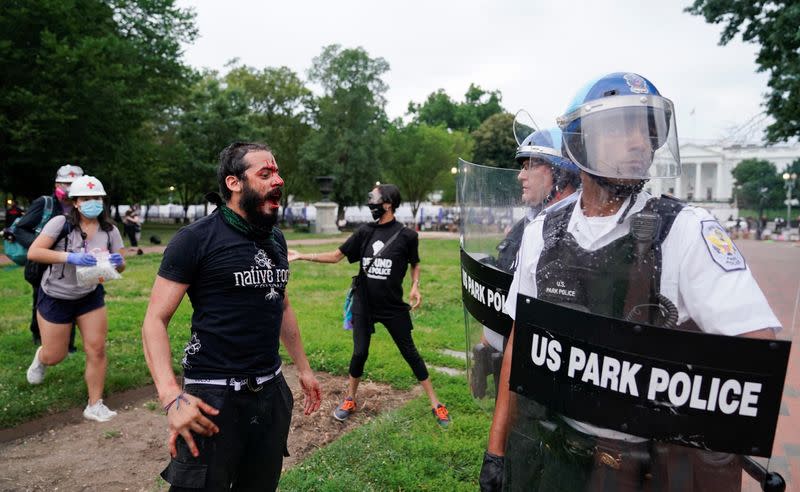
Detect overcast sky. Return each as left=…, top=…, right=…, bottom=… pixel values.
left=177, top=0, right=769, bottom=144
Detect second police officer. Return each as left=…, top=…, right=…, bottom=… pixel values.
left=480, top=72, right=781, bottom=491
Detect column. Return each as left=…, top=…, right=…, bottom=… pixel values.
left=715, top=162, right=724, bottom=201
left=694, top=163, right=702, bottom=202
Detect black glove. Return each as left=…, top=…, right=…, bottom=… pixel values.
left=479, top=451, right=504, bottom=492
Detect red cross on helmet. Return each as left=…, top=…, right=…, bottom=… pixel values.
left=69, top=175, right=107, bottom=198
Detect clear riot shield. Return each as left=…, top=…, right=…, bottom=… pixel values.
left=458, top=158, right=527, bottom=410
left=500, top=195, right=798, bottom=492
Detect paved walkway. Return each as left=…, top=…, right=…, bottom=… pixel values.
left=736, top=240, right=800, bottom=491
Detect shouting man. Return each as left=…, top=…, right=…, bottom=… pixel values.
left=142, top=142, right=322, bottom=491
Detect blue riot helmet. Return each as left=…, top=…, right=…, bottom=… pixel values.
left=556, top=72, right=680, bottom=182
left=515, top=127, right=581, bottom=204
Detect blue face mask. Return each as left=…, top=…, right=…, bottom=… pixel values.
left=79, top=200, right=104, bottom=219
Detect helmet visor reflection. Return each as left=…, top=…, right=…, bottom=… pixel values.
left=561, top=95, right=680, bottom=180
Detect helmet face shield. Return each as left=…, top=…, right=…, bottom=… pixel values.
left=560, top=95, right=680, bottom=180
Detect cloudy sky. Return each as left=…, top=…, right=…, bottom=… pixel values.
left=177, top=0, right=769, bottom=144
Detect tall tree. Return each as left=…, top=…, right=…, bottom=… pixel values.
left=301, top=45, right=390, bottom=215
left=165, top=71, right=257, bottom=220
left=731, top=158, right=784, bottom=209
left=225, top=63, right=314, bottom=214
left=408, top=84, right=504, bottom=132
left=0, top=0, right=196, bottom=201
left=471, top=112, right=517, bottom=168
left=381, top=122, right=472, bottom=217
left=686, top=1, right=800, bottom=142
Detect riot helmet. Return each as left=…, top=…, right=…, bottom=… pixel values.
left=557, top=72, right=680, bottom=183
left=515, top=127, right=580, bottom=206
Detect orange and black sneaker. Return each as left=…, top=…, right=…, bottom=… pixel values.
left=432, top=403, right=450, bottom=427
left=333, top=397, right=357, bottom=421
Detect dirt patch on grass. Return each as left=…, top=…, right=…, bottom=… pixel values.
left=0, top=366, right=419, bottom=491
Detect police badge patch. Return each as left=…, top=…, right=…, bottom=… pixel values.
left=701, top=220, right=746, bottom=272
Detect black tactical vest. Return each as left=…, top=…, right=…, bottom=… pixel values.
left=535, top=196, right=685, bottom=326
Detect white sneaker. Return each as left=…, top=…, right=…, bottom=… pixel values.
left=26, top=347, right=46, bottom=384
left=83, top=399, right=118, bottom=422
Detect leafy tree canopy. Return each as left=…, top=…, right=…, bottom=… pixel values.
left=686, top=1, right=800, bottom=142
left=731, top=158, right=784, bottom=209
left=408, top=84, right=504, bottom=133
left=381, top=123, right=472, bottom=216
left=471, top=112, right=517, bottom=168
left=301, top=45, right=390, bottom=211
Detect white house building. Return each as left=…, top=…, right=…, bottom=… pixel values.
left=646, top=142, right=800, bottom=219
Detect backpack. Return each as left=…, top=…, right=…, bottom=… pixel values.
left=4, top=196, right=55, bottom=266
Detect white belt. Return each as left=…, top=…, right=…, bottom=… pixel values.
left=183, top=367, right=282, bottom=391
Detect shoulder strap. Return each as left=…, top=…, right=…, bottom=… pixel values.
left=542, top=200, right=576, bottom=247
left=374, top=223, right=405, bottom=258
left=34, top=196, right=54, bottom=235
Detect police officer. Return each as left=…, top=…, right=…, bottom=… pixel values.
left=472, top=128, right=581, bottom=399
left=480, top=72, right=781, bottom=491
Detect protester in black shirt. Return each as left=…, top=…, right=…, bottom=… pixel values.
left=289, top=184, right=450, bottom=427
left=142, top=142, right=322, bottom=491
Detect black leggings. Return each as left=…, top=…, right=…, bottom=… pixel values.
left=348, top=309, right=429, bottom=381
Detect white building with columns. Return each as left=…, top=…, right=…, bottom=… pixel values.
left=646, top=142, right=800, bottom=218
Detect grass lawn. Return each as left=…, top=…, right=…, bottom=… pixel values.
left=0, top=238, right=488, bottom=490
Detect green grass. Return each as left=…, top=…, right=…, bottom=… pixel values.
left=0, top=238, right=489, bottom=490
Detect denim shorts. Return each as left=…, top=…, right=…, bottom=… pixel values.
left=37, top=285, right=105, bottom=324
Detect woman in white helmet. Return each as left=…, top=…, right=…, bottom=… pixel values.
left=26, top=175, right=125, bottom=422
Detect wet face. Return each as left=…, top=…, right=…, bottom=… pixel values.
left=586, top=110, right=654, bottom=178
left=238, top=150, right=284, bottom=228
left=518, top=158, right=554, bottom=205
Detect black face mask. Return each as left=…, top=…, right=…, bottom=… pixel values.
left=368, top=203, right=385, bottom=221
left=240, top=181, right=280, bottom=231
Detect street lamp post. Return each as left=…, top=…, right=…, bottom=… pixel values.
left=783, top=172, right=797, bottom=226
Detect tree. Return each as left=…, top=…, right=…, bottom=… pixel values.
left=686, top=1, right=800, bottom=142
left=381, top=123, right=472, bottom=218
left=471, top=112, right=517, bottom=168
left=164, top=71, right=257, bottom=220
left=731, top=158, right=784, bottom=209
left=408, top=84, right=504, bottom=132
left=0, top=0, right=197, bottom=201
left=225, top=63, right=314, bottom=216
left=300, top=45, right=390, bottom=216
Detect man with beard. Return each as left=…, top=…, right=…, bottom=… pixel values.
left=142, top=142, right=322, bottom=491
left=480, top=73, right=780, bottom=491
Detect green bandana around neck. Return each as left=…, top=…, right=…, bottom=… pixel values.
left=219, top=204, right=274, bottom=242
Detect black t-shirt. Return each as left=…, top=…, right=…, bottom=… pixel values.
left=339, top=219, right=419, bottom=316
left=158, top=212, right=290, bottom=378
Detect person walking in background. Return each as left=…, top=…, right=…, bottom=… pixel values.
left=289, top=183, right=451, bottom=427
left=13, top=165, right=83, bottom=350
left=123, top=205, right=143, bottom=255
left=25, top=175, right=125, bottom=422
left=4, top=200, right=24, bottom=228
left=142, top=142, right=321, bottom=490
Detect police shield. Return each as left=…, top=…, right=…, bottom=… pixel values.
left=458, top=158, right=528, bottom=409
left=499, top=192, right=797, bottom=491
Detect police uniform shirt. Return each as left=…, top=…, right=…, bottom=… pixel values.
left=504, top=190, right=781, bottom=336
left=158, top=212, right=290, bottom=379
left=504, top=190, right=781, bottom=441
